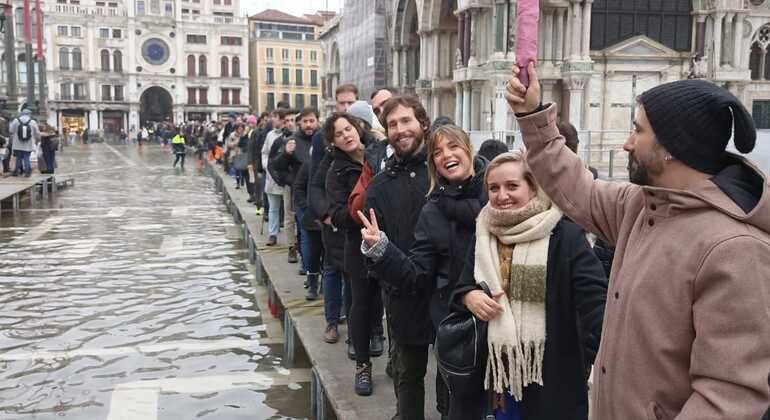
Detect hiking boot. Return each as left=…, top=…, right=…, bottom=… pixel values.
left=369, top=335, right=385, bottom=358
left=323, top=324, right=339, bottom=343
left=266, top=235, right=277, bottom=246
left=287, top=246, right=298, bottom=263
left=306, top=274, right=319, bottom=300
left=346, top=337, right=356, bottom=360
left=354, top=361, right=373, bottom=396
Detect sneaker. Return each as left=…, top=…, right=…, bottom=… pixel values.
left=369, top=335, right=385, bottom=358
left=287, top=246, right=298, bottom=263
left=322, top=324, right=339, bottom=343
left=354, top=361, right=373, bottom=396
left=306, top=285, right=319, bottom=301
left=346, top=337, right=355, bottom=360
left=266, top=235, right=277, bottom=246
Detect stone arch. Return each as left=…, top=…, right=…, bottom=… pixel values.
left=139, top=86, right=173, bottom=126
left=393, top=0, right=421, bottom=90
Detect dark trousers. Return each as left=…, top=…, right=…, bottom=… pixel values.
left=173, top=153, right=185, bottom=167
left=43, top=149, right=55, bottom=173
left=391, top=343, right=451, bottom=419
left=349, top=268, right=384, bottom=363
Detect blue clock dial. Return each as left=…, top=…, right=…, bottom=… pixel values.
left=141, top=38, right=170, bottom=65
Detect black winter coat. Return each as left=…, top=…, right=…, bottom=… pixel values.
left=452, top=219, right=608, bottom=420
left=310, top=148, right=345, bottom=270
left=325, top=147, right=368, bottom=278
left=271, top=130, right=314, bottom=188
left=367, top=155, right=487, bottom=345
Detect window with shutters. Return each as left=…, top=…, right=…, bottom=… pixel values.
left=187, top=55, right=196, bottom=76
left=72, top=48, right=82, bottom=70
left=114, top=85, right=124, bottom=101
left=59, top=48, right=70, bottom=70
left=113, top=50, right=122, bottom=72
left=295, top=94, right=304, bottom=108
left=221, top=88, right=229, bottom=105
left=310, top=94, right=318, bottom=108
left=232, top=89, right=240, bottom=105
left=199, top=88, right=208, bottom=104
left=188, top=87, right=197, bottom=104
left=282, top=68, right=289, bottom=85
left=199, top=55, right=207, bottom=76
left=221, top=56, right=229, bottom=76
left=266, top=68, right=274, bottom=84
left=58, top=26, right=68, bottom=36
left=102, top=84, right=112, bottom=101
left=295, top=69, right=303, bottom=86
left=60, top=83, right=72, bottom=100
left=232, top=56, right=240, bottom=77
left=310, top=70, right=317, bottom=87
left=753, top=100, right=770, bottom=129
left=100, top=49, right=110, bottom=71
left=266, top=93, right=275, bottom=111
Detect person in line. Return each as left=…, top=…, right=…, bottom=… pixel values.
left=453, top=151, right=607, bottom=419
left=506, top=63, right=770, bottom=418
left=171, top=129, right=186, bottom=169
left=262, top=109, right=288, bottom=246
left=271, top=108, right=321, bottom=286
left=478, top=139, right=509, bottom=162
left=309, top=84, right=359, bottom=346
left=9, top=105, right=40, bottom=177
left=267, top=110, right=299, bottom=262
left=322, top=112, right=375, bottom=395
left=360, top=120, right=486, bottom=419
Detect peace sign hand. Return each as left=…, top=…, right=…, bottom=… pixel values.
left=357, top=209, right=382, bottom=247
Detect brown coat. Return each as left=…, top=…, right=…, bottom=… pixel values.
left=518, top=104, right=770, bottom=420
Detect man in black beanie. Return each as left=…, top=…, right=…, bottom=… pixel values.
left=502, top=62, right=770, bottom=420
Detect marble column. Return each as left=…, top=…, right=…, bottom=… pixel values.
left=695, top=14, right=707, bottom=57
left=457, top=12, right=465, bottom=67
left=566, top=76, right=587, bottom=130
left=713, top=12, right=724, bottom=71
left=468, top=10, right=478, bottom=67
left=581, top=0, right=593, bottom=60
left=570, top=0, right=582, bottom=60
left=723, top=13, right=734, bottom=67
left=543, top=8, right=554, bottom=67
left=462, top=81, right=471, bottom=131
left=555, top=8, right=565, bottom=62
left=464, top=12, right=471, bottom=65
left=760, top=48, right=767, bottom=80
left=455, top=83, right=463, bottom=126
left=494, top=78, right=508, bottom=132
left=733, top=14, right=744, bottom=69
left=471, top=82, right=482, bottom=130
left=392, top=48, right=401, bottom=86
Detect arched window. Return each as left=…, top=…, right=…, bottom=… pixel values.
left=220, top=56, right=229, bottom=77
left=113, top=50, right=123, bottom=72
left=59, top=47, right=70, bottom=70
left=72, top=48, right=82, bottom=70
left=199, top=55, right=207, bottom=76
left=100, top=49, right=110, bottom=71
left=187, top=54, right=196, bottom=76
left=750, top=42, right=763, bottom=80
left=231, top=56, right=240, bottom=77
left=17, top=53, right=27, bottom=84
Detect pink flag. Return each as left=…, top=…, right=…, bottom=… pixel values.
left=515, top=0, right=539, bottom=87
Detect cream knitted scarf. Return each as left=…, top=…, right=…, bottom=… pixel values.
left=474, top=193, right=562, bottom=399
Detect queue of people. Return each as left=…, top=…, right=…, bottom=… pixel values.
left=210, top=68, right=769, bottom=420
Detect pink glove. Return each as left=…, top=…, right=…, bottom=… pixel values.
left=515, top=0, right=539, bottom=87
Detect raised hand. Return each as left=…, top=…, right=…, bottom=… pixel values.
left=356, top=208, right=381, bottom=247
left=505, top=61, right=542, bottom=114
left=285, top=139, right=296, bottom=154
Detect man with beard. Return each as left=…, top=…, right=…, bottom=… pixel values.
left=267, top=109, right=299, bottom=262
left=271, top=107, right=321, bottom=290
left=505, top=63, right=770, bottom=419
left=363, top=96, right=446, bottom=419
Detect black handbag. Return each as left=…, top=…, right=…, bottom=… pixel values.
left=436, top=281, right=492, bottom=397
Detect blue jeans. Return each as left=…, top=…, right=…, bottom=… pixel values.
left=323, top=261, right=350, bottom=326
left=12, top=150, right=31, bottom=175
left=266, top=193, right=282, bottom=236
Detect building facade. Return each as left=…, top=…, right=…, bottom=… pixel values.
left=249, top=10, right=332, bottom=114
left=43, top=0, right=249, bottom=137
left=319, top=0, right=391, bottom=114
left=0, top=0, right=47, bottom=116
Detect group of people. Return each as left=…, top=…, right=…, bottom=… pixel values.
left=0, top=104, right=59, bottom=176
left=210, top=63, right=769, bottom=420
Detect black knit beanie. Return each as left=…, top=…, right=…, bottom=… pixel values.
left=638, top=80, right=756, bottom=174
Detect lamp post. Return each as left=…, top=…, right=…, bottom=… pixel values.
left=0, top=0, right=19, bottom=116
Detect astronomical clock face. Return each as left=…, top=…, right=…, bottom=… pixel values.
left=141, top=38, right=171, bottom=65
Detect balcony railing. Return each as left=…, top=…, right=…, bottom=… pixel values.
left=49, top=4, right=127, bottom=16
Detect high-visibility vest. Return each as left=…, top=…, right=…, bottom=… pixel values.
left=172, top=134, right=185, bottom=144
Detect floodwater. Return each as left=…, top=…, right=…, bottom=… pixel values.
left=0, top=143, right=309, bottom=419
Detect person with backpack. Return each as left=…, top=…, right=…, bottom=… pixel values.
left=9, top=106, right=40, bottom=177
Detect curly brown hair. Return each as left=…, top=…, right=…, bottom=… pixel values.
left=378, top=95, right=431, bottom=136
left=323, top=112, right=365, bottom=146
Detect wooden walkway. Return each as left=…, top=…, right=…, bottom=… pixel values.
left=0, top=174, right=76, bottom=213
left=207, top=163, right=441, bottom=420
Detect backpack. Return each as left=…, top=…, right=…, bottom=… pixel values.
left=17, top=119, right=32, bottom=142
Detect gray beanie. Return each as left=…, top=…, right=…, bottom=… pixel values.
left=347, top=100, right=375, bottom=127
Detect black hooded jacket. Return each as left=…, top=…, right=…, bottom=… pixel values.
left=367, top=155, right=488, bottom=343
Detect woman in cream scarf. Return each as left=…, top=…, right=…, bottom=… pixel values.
left=456, top=151, right=607, bottom=420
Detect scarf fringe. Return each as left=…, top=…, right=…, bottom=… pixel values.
left=484, top=339, right=546, bottom=400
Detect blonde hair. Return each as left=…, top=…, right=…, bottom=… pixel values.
left=426, top=125, right=475, bottom=195
left=484, top=150, right=539, bottom=193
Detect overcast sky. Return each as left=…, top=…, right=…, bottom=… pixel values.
left=242, top=0, right=343, bottom=17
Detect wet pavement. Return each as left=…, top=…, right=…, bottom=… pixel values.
left=0, top=144, right=309, bottom=419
